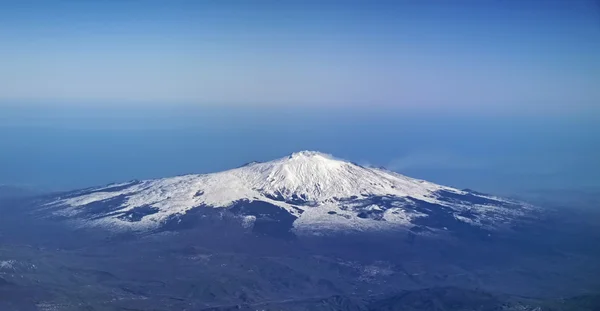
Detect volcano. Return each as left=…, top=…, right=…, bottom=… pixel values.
left=43, top=151, right=535, bottom=235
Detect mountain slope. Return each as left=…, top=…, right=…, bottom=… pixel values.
left=42, top=151, right=536, bottom=234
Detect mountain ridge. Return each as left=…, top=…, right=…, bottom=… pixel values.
left=42, top=151, right=536, bottom=234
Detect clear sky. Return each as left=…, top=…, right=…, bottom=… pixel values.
left=0, top=1, right=599, bottom=195
left=1, top=0, right=599, bottom=113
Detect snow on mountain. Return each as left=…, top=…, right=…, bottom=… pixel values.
left=43, top=151, right=535, bottom=233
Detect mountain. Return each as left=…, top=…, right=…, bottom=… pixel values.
left=3, top=152, right=600, bottom=310
left=41, top=151, right=536, bottom=237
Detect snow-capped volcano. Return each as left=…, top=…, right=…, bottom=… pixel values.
left=220, top=150, right=448, bottom=203
left=44, top=151, right=535, bottom=234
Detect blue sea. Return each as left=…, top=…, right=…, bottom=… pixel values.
left=1, top=103, right=598, bottom=196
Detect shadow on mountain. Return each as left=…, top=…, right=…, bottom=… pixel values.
left=229, top=200, right=297, bottom=240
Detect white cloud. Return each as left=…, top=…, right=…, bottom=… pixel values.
left=387, top=151, right=487, bottom=171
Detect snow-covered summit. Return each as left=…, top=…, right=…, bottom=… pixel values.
left=45, top=151, right=533, bottom=232
left=228, top=150, right=444, bottom=203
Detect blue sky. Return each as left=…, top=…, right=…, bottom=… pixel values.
left=0, top=1, right=599, bottom=194
left=1, top=1, right=599, bottom=112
